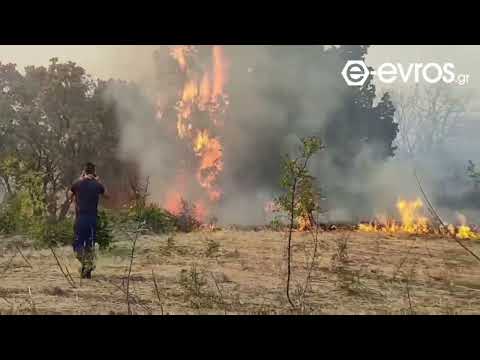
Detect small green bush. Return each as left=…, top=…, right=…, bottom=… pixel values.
left=269, top=216, right=284, bottom=231
left=0, top=195, right=23, bottom=234
left=205, top=239, right=220, bottom=257
left=97, top=209, right=114, bottom=250
left=175, top=200, right=201, bottom=233
left=129, top=204, right=177, bottom=234
left=0, top=191, right=75, bottom=248
left=179, top=264, right=208, bottom=298
left=29, top=218, right=75, bottom=248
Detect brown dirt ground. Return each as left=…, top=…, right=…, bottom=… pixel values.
left=1, top=230, right=480, bottom=315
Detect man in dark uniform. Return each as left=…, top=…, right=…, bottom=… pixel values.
left=68, top=162, right=108, bottom=279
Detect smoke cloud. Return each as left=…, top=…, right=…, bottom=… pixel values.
left=108, top=45, right=480, bottom=225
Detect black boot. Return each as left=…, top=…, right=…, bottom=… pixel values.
left=80, top=265, right=92, bottom=279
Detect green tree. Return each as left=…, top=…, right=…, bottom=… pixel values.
left=0, top=60, right=137, bottom=222
left=276, top=136, right=324, bottom=308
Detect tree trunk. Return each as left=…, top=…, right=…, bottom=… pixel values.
left=286, top=181, right=297, bottom=309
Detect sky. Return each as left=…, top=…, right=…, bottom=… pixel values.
left=0, top=45, right=478, bottom=82
left=0, top=45, right=159, bottom=82
left=1, top=45, right=478, bottom=108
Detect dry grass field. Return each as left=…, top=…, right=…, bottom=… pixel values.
left=1, top=229, right=480, bottom=315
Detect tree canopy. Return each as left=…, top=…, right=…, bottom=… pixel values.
left=0, top=59, right=141, bottom=220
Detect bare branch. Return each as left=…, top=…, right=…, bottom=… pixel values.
left=414, top=170, right=480, bottom=264
left=49, top=247, right=76, bottom=288
left=15, top=246, right=33, bottom=269
left=210, top=272, right=228, bottom=315
left=152, top=270, right=164, bottom=315
left=1, top=252, right=18, bottom=274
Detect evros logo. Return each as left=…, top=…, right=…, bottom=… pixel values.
left=342, top=60, right=470, bottom=87
left=342, top=61, right=371, bottom=86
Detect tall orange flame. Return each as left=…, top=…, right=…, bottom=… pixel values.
left=160, top=45, right=229, bottom=222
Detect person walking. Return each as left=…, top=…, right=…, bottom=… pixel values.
left=68, top=162, right=108, bottom=279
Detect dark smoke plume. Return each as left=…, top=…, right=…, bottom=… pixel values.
left=113, top=45, right=399, bottom=224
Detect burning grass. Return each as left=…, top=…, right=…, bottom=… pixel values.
left=357, top=198, right=480, bottom=240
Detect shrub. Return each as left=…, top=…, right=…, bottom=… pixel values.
left=130, top=204, right=177, bottom=234
left=29, top=218, right=75, bottom=248
left=179, top=264, right=208, bottom=298
left=0, top=190, right=73, bottom=247
left=269, top=216, right=284, bottom=232
left=205, top=239, right=220, bottom=257
left=0, top=195, right=23, bottom=234
left=97, top=209, right=114, bottom=250
left=175, top=199, right=201, bottom=233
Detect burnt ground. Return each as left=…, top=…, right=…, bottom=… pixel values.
left=1, top=230, right=480, bottom=315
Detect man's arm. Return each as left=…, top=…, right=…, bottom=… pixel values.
left=97, top=178, right=110, bottom=200
left=67, top=190, right=75, bottom=202
left=68, top=181, right=78, bottom=202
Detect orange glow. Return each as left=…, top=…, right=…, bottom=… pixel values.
left=199, top=72, right=211, bottom=109
left=169, top=46, right=194, bottom=73
left=196, top=135, right=223, bottom=201
left=182, top=79, right=198, bottom=102
left=164, top=190, right=183, bottom=216
left=159, top=45, right=229, bottom=223
left=359, top=198, right=431, bottom=235
left=456, top=213, right=479, bottom=240
left=193, top=129, right=210, bottom=153
left=297, top=213, right=313, bottom=231
left=212, top=45, right=229, bottom=100
left=396, top=198, right=429, bottom=234
left=194, top=200, right=208, bottom=223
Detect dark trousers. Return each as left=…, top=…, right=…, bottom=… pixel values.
left=74, top=214, right=97, bottom=271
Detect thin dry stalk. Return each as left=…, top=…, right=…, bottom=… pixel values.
left=392, top=241, right=415, bottom=281
left=210, top=272, right=228, bottom=315
left=403, top=256, right=418, bottom=315
left=126, top=228, right=141, bottom=315
left=28, top=287, right=36, bottom=314
left=1, top=252, right=17, bottom=274
left=285, top=179, right=297, bottom=309
left=285, top=155, right=312, bottom=309
left=15, top=245, right=33, bottom=269
left=0, top=294, right=12, bottom=306
left=50, top=247, right=76, bottom=288
left=97, top=278, right=152, bottom=314
left=406, top=279, right=413, bottom=314
left=298, top=213, right=321, bottom=307
left=414, top=170, right=480, bottom=263
left=64, top=263, right=75, bottom=286
left=152, top=270, right=164, bottom=315
left=125, top=176, right=149, bottom=315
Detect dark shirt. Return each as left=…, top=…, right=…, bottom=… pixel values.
left=70, top=178, right=105, bottom=217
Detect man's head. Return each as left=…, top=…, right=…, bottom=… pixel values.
left=84, top=162, right=96, bottom=176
